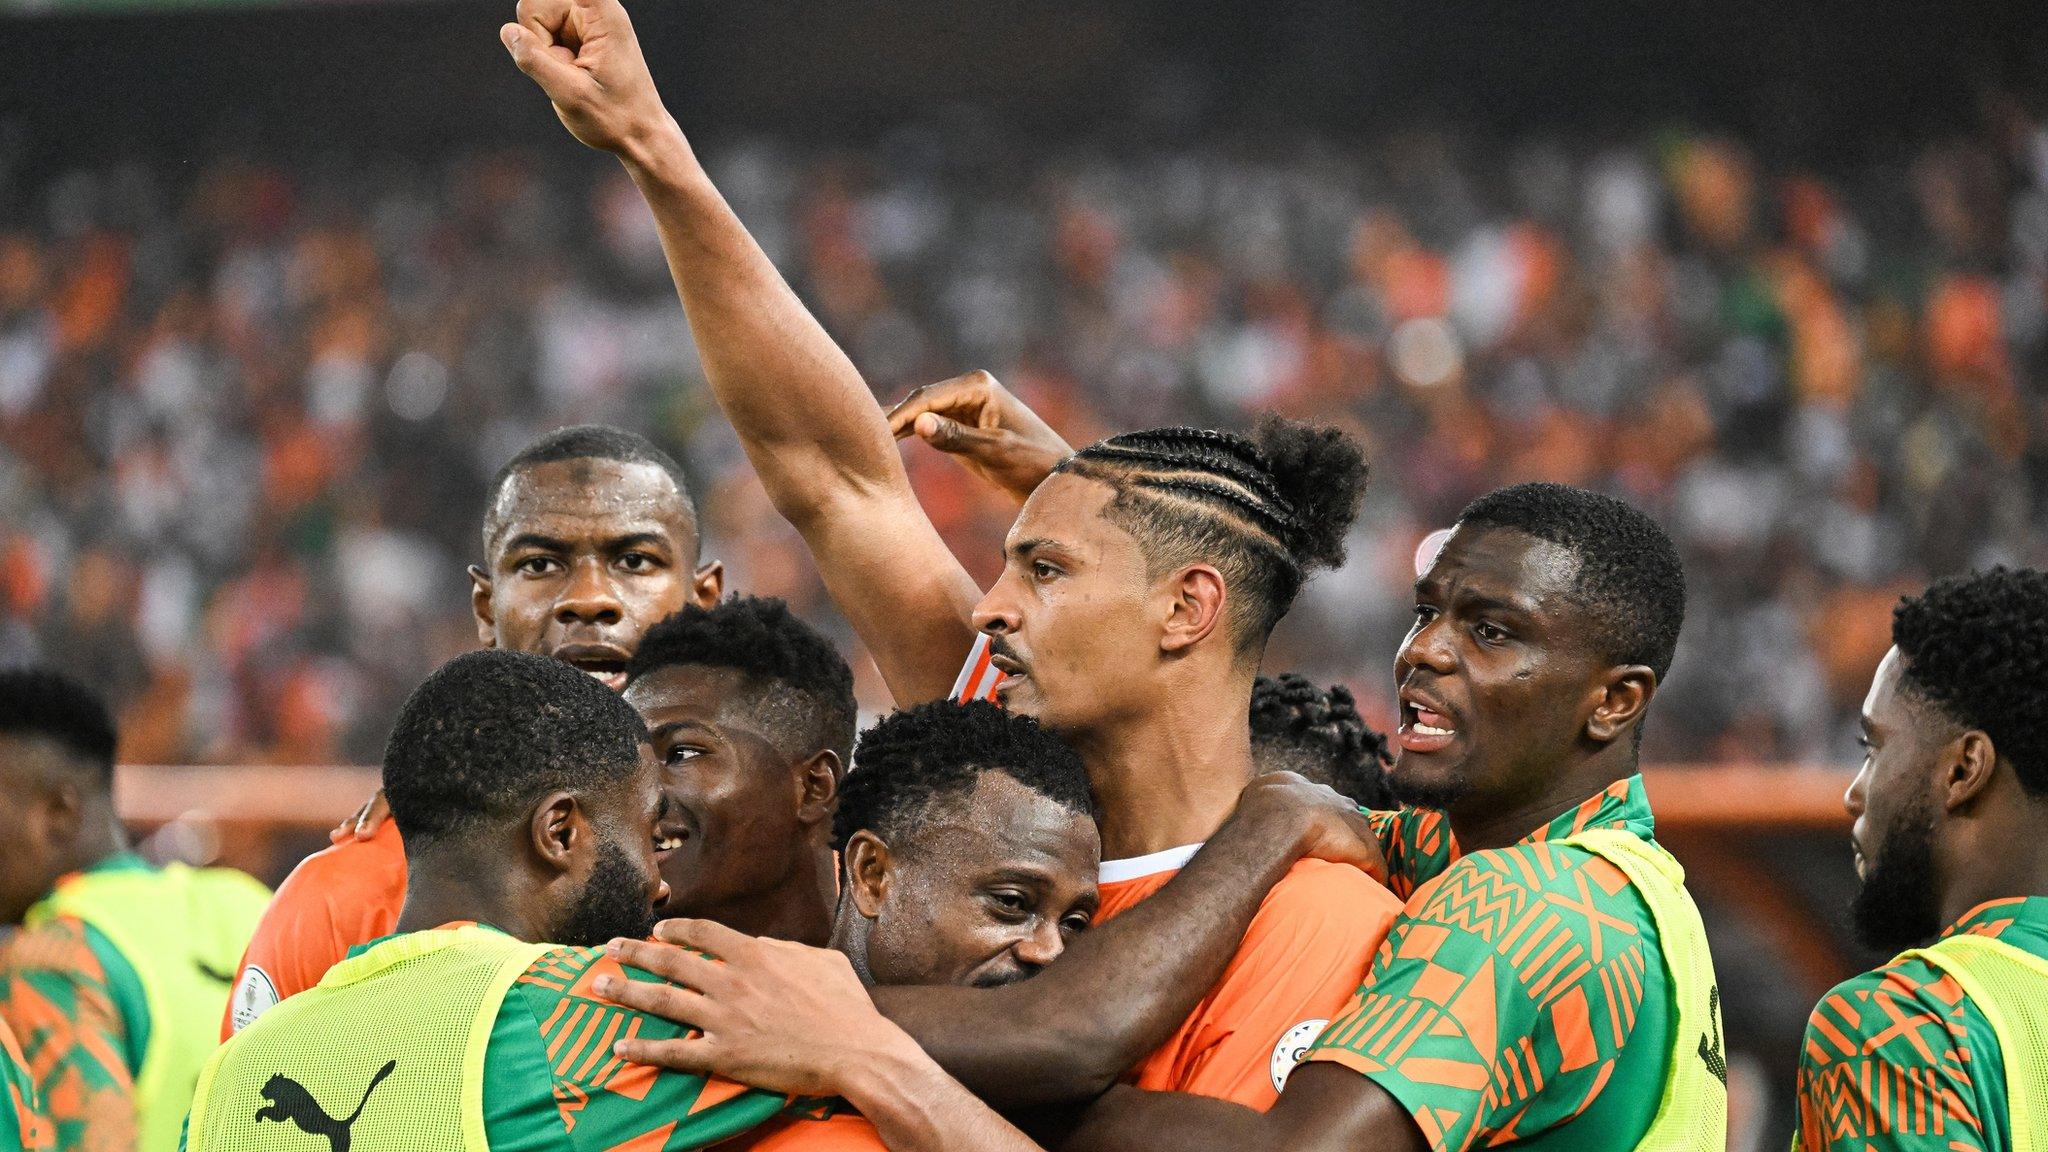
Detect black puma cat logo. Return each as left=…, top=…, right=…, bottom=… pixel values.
left=1698, top=985, right=1728, bottom=1086
left=253, top=1059, right=397, bottom=1152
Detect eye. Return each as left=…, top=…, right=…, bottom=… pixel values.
left=1473, top=620, right=1509, bottom=644
left=516, top=556, right=562, bottom=577
left=1030, top=560, right=1060, bottom=581
left=665, top=746, right=705, bottom=766
left=1413, top=604, right=1439, bottom=624
left=986, top=890, right=1030, bottom=920
left=1060, top=912, right=1093, bottom=935
left=617, top=551, right=662, bottom=574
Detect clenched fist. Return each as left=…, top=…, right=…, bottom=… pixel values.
left=500, top=0, right=675, bottom=158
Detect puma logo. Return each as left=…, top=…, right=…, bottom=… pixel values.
left=1698, top=985, right=1727, bottom=1087
left=254, top=1059, right=397, bottom=1152
left=196, top=960, right=236, bottom=984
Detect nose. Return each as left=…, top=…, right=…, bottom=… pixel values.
left=555, top=559, right=624, bottom=626
left=1396, top=616, right=1456, bottom=678
left=1010, top=919, right=1066, bottom=973
left=1844, top=761, right=1870, bottom=819
left=971, top=574, right=1024, bottom=637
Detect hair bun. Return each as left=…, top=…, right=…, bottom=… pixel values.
left=1252, top=415, right=1369, bottom=571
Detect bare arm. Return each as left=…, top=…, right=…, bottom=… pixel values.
left=502, top=0, right=980, bottom=704
left=610, top=773, right=1387, bottom=1107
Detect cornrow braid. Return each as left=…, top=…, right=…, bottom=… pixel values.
left=1054, top=416, right=1369, bottom=652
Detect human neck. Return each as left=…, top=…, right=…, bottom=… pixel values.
left=689, top=841, right=837, bottom=948
left=1938, top=792, right=2048, bottom=930
left=1073, top=675, right=1257, bottom=860
left=61, top=807, right=130, bottom=877
left=1446, top=746, right=1639, bottom=854
left=393, top=850, right=543, bottom=942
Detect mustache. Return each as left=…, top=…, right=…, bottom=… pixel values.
left=986, top=634, right=1025, bottom=668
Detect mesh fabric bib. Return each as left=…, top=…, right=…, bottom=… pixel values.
left=1904, top=932, right=2048, bottom=1152
left=1560, top=829, right=1729, bottom=1151
left=30, top=861, right=270, bottom=1152
left=188, top=926, right=548, bottom=1152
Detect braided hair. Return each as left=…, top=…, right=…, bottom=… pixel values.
left=1250, top=673, right=1393, bottom=808
left=1056, top=416, right=1369, bottom=650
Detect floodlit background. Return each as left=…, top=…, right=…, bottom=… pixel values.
left=4, top=0, right=2046, bottom=1143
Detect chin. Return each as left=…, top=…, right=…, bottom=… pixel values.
left=1387, top=758, right=1469, bottom=811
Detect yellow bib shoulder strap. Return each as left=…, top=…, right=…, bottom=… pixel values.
left=1903, top=933, right=2048, bottom=1152
left=1559, top=829, right=1728, bottom=1152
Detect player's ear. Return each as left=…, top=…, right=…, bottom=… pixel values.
left=843, top=831, right=892, bottom=919
left=1943, top=729, right=1999, bottom=813
left=470, top=564, right=499, bottom=649
left=795, top=750, right=840, bottom=826
left=531, top=791, right=585, bottom=874
left=1160, top=564, right=1227, bottom=654
left=690, top=560, right=725, bottom=609
left=1585, top=665, right=1656, bottom=744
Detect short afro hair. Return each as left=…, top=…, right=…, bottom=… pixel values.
left=624, top=597, right=858, bottom=764
left=484, top=424, right=698, bottom=549
left=833, top=700, right=1093, bottom=854
left=383, top=649, right=650, bottom=847
left=1057, top=415, right=1369, bottom=652
left=1455, top=483, right=1686, bottom=678
left=1893, top=567, right=2048, bottom=796
left=1250, top=674, right=1392, bottom=809
left=0, top=667, right=118, bottom=788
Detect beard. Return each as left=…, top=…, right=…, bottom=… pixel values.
left=1850, top=792, right=1944, bottom=954
left=1388, top=762, right=1468, bottom=811
left=553, top=841, right=661, bottom=947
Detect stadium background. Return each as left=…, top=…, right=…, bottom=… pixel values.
left=5, top=0, right=2048, bottom=1144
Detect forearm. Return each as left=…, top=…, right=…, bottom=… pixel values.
left=619, top=128, right=983, bottom=703
left=843, top=1036, right=1049, bottom=1152
left=620, top=128, right=896, bottom=520
left=873, top=807, right=1313, bottom=1106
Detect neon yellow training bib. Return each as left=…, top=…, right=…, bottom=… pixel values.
left=1904, top=932, right=2048, bottom=1152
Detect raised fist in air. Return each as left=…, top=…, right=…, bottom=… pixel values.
left=500, top=0, right=672, bottom=156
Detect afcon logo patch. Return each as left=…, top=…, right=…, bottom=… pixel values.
left=1269, top=1019, right=1329, bottom=1093
left=231, top=965, right=280, bottom=1034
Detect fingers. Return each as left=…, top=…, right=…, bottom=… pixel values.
left=884, top=370, right=998, bottom=439
left=499, top=22, right=585, bottom=98
left=594, top=967, right=715, bottom=1027
left=608, top=937, right=731, bottom=993
left=611, top=1033, right=718, bottom=1073
left=651, top=916, right=754, bottom=961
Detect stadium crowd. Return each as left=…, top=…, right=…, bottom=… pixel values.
left=1, top=1, right=2047, bottom=1149
left=3, top=96, right=2045, bottom=767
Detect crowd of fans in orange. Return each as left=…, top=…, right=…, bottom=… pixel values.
left=2, top=113, right=2043, bottom=766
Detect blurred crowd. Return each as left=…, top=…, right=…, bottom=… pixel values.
left=2, top=110, right=2045, bottom=766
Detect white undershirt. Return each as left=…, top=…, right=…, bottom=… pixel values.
left=1097, top=842, right=1205, bottom=885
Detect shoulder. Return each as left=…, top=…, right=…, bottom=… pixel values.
left=1413, top=839, right=1649, bottom=925
left=1261, top=860, right=1403, bottom=921
left=278, top=824, right=408, bottom=897
left=1800, top=955, right=1970, bottom=1068
left=1, top=915, right=105, bottom=982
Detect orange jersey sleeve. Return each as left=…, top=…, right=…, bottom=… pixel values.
left=221, top=821, right=408, bottom=1039
left=1111, top=859, right=1402, bottom=1110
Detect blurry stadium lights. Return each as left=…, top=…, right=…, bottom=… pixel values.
left=386, top=351, right=450, bottom=422
left=1388, top=316, right=1463, bottom=389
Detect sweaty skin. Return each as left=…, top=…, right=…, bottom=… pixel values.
left=500, top=0, right=1390, bottom=1111
left=836, top=772, right=1100, bottom=990
left=474, top=457, right=723, bottom=690
left=623, top=665, right=839, bottom=947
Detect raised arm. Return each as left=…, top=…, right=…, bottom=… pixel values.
left=501, top=0, right=979, bottom=704
left=610, top=773, right=1386, bottom=1108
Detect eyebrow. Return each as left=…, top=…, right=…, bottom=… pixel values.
left=602, top=532, right=675, bottom=553
left=1008, top=538, right=1068, bottom=560
left=503, top=532, right=572, bottom=555
left=650, top=717, right=720, bottom=739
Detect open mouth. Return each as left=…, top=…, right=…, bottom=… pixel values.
left=1397, top=688, right=1459, bottom=754
left=554, top=645, right=632, bottom=692
left=654, top=826, right=689, bottom=856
